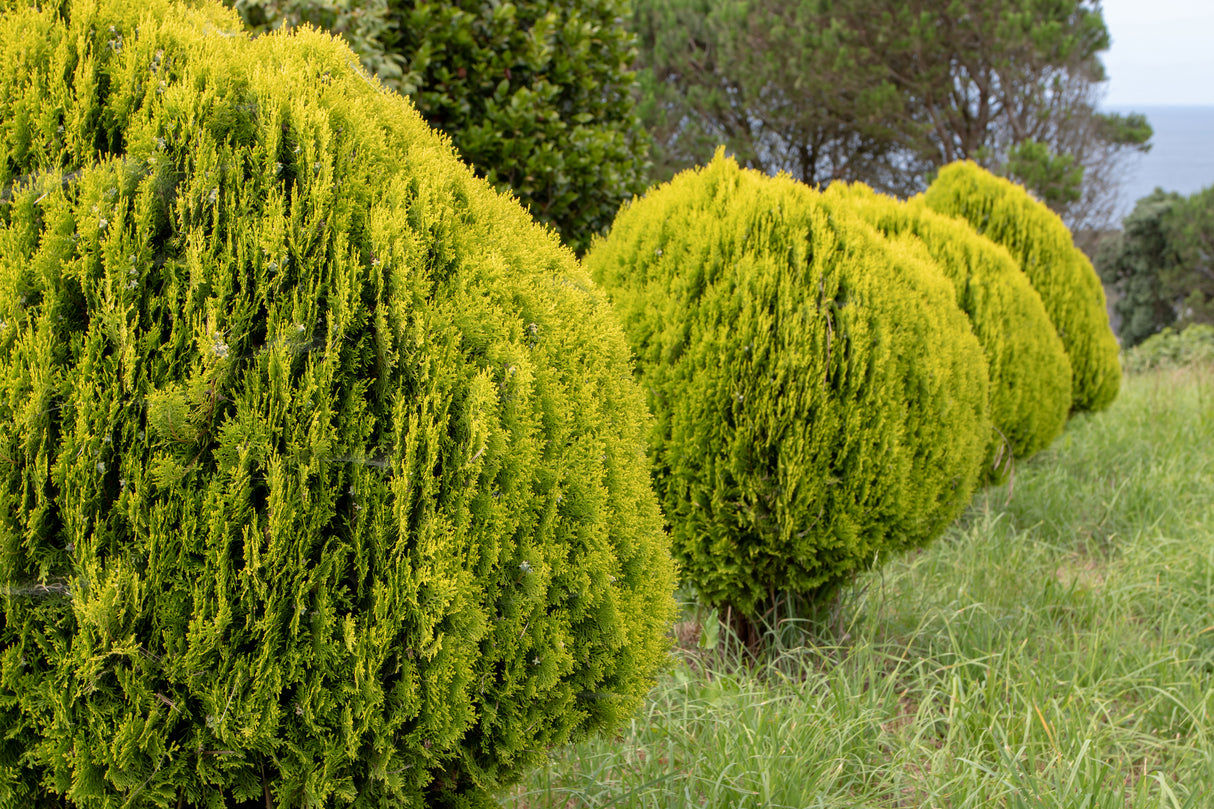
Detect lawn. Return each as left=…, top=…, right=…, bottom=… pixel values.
left=510, top=365, right=1214, bottom=808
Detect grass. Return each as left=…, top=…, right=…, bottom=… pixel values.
left=506, top=365, right=1214, bottom=808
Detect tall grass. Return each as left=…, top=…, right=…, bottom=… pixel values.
left=508, top=366, right=1214, bottom=808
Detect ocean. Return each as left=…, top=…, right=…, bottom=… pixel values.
left=1106, top=105, right=1214, bottom=220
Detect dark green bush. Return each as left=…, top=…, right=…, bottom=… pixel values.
left=825, top=183, right=1072, bottom=479
left=0, top=1, right=675, bottom=806
left=1097, top=184, right=1214, bottom=348
left=585, top=152, right=989, bottom=619
left=228, top=0, right=652, bottom=255
left=924, top=161, right=1121, bottom=413
left=1095, top=188, right=1185, bottom=348
left=1161, top=183, right=1214, bottom=331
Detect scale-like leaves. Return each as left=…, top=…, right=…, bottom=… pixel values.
left=586, top=152, right=989, bottom=618
left=0, top=1, right=674, bottom=805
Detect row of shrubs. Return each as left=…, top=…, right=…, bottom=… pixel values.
left=586, top=153, right=1120, bottom=623
left=0, top=1, right=1120, bottom=806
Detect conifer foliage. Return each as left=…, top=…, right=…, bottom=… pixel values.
left=229, top=0, right=652, bottom=255
left=825, top=183, right=1072, bottom=479
left=0, top=1, right=675, bottom=806
left=924, top=161, right=1122, bottom=413
left=585, top=152, right=990, bottom=619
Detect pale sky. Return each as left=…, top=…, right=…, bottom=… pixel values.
left=1101, top=0, right=1214, bottom=106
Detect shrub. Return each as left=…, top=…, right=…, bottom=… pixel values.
left=228, top=0, right=652, bottom=255
left=0, top=1, right=676, bottom=806
left=825, top=183, right=1072, bottom=479
left=924, top=161, right=1122, bottom=413
left=1161, top=183, right=1214, bottom=331
left=1122, top=324, right=1214, bottom=373
left=585, top=152, right=989, bottom=620
left=1095, top=188, right=1185, bottom=348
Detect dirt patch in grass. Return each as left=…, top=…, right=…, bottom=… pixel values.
left=1055, top=553, right=1108, bottom=592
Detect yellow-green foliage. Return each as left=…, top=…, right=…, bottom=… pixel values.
left=924, top=161, right=1121, bottom=412
left=0, top=1, right=675, bottom=806
left=825, top=183, right=1072, bottom=479
left=586, top=153, right=989, bottom=617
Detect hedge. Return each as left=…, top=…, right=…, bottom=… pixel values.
left=586, top=152, right=989, bottom=618
left=826, top=182, right=1072, bottom=479
left=924, top=161, right=1121, bottom=413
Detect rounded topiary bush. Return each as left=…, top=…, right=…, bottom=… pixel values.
left=0, top=1, right=675, bottom=806
left=585, top=152, right=989, bottom=620
left=923, top=161, right=1121, bottom=413
left=825, top=182, right=1073, bottom=480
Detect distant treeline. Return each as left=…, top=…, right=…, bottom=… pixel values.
left=227, top=0, right=1151, bottom=252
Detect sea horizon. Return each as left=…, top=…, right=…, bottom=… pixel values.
left=1102, top=104, right=1214, bottom=222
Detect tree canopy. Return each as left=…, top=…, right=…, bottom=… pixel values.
left=1095, top=189, right=1185, bottom=348
left=633, top=0, right=1151, bottom=233
left=1097, top=184, right=1214, bottom=346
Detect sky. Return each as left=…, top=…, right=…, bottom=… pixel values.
left=1100, top=0, right=1214, bottom=107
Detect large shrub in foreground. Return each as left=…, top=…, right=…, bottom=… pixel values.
left=826, top=183, right=1072, bottom=479
left=924, top=161, right=1121, bottom=413
left=585, top=153, right=989, bottom=619
left=229, top=0, right=651, bottom=255
left=0, top=1, right=675, bottom=806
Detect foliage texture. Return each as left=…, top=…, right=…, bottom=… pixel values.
left=631, top=0, right=1151, bottom=235
left=632, top=0, right=906, bottom=191
left=924, top=161, right=1121, bottom=413
left=585, top=152, right=989, bottom=618
left=1094, top=188, right=1184, bottom=348
left=1160, top=184, right=1214, bottom=330
left=0, top=1, right=676, bottom=806
left=1122, top=324, right=1214, bottom=374
left=825, top=183, right=1071, bottom=479
left=228, top=0, right=651, bottom=255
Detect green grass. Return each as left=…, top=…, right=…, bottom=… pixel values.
left=507, top=366, right=1214, bottom=808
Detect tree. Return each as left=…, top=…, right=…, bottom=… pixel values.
left=633, top=0, right=916, bottom=193
left=230, top=0, right=651, bottom=254
left=1095, top=189, right=1184, bottom=348
left=632, top=0, right=1151, bottom=233
left=1162, top=184, right=1214, bottom=330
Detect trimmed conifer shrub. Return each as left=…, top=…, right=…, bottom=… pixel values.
left=0, top=1, right=676, bottom=806
left=585, top=152, right=989, bottom=620
left=923, top=161, right=1122, bottom=413
left=825, top=183, right=1072, bottom=480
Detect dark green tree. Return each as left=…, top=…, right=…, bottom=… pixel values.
left=1095, top=189, right=1184, bottom=347
left=632, top=0, right=1151, bottom=233
left=632, top=0, right=912, bottom=192
left=925, top=161, right=1122, bottom=413
left=231, top=0, right=651, bottom=254
left=1162, top=184, right=1214, bottom=329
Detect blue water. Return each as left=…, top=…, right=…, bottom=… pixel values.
left=1106, top=105, right=1214, bottom=219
